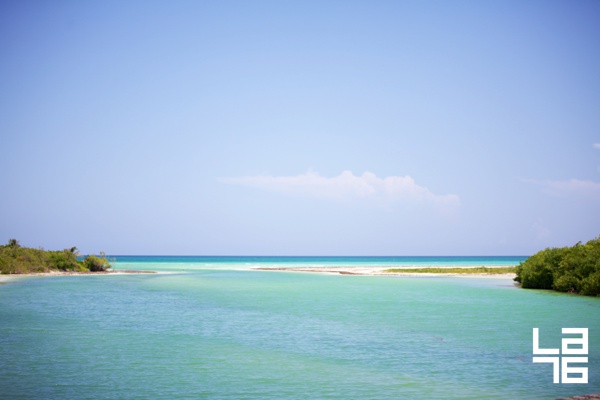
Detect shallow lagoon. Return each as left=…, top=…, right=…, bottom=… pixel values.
left=1, top=257, right=598, bottom=399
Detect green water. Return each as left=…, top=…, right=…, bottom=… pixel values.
left=1, top=265, right=598, bottom=399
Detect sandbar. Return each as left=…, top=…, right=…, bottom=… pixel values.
left=0, top=270, right=156, bottom=283
left=252, top=266, right=517, bottom=279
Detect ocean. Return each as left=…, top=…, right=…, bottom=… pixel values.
left=1, top=256, right=598, bottom=399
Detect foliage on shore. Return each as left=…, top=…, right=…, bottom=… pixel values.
left=383, top=267, right=516, bottom=274
left=0, top=239, right=111, bottom=274
left=514, top=236, right=600, bottom=296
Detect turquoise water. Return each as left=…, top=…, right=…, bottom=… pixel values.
left=1, top=256, right=599, bottom=399
left=110, top=255, right=527, bottom=272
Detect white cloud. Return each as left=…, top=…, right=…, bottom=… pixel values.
left=220, top=170, right=460, bottom=212
left=593, top=143, right=600, bottom=149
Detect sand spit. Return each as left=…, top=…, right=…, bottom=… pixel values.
left=0, top=270, right=156, bottom=282
left=252, top=266, right=517, bottom=279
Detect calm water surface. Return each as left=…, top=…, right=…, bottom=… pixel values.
left=1, top=257, right=598, bottom=399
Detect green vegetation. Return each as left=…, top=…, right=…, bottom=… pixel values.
left=0, top=239, right=111, bottom=274
left=383, top=266, right=517, bottom=274
left=514, top=236, right=600, bottom=296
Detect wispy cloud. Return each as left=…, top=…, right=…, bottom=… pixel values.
left=220, top=170, right=460, bottom=212
left=535, top=178, right=600, bottom=199
left=593, top=143, right=600, bottom=149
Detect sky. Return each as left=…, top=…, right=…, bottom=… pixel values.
left=1, top=0, right=599, bottom=256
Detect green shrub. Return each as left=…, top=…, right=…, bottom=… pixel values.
left=553, top=274, right=581, bottom=293
left=514, top=247, right=562, bottom=289
left=83, top=254, right=111, bottom=272
left=0, top=243, right=49, bottom=274
left=515, top=236, right=600, bottom=296
left=47, top=250, right=80, bottom=271
left=0, top=240, right=111, bottom=274
left=580, top=271, right=600, bottom=296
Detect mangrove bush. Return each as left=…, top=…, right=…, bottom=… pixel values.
left=514, top=236, right=600, bottom=296
left=0, top=239, right=112, bottom=274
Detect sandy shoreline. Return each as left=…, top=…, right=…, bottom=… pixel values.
left=252, top=266, right=517, bottom=279
left=1, top=267, right=518, bottom=283
left=0, top=270, right=157, bottom=283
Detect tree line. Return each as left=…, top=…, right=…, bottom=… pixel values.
left=514, top=236, right=600, bottom=296
left=0, top=239, right=111, bottom=274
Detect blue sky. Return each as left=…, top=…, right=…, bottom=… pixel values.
left=1, top=0, right=599, bottom=255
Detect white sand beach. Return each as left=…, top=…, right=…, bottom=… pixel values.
left=252, top=266, right=517, bottom=279
left=0, top=270, right=157, bottom=282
